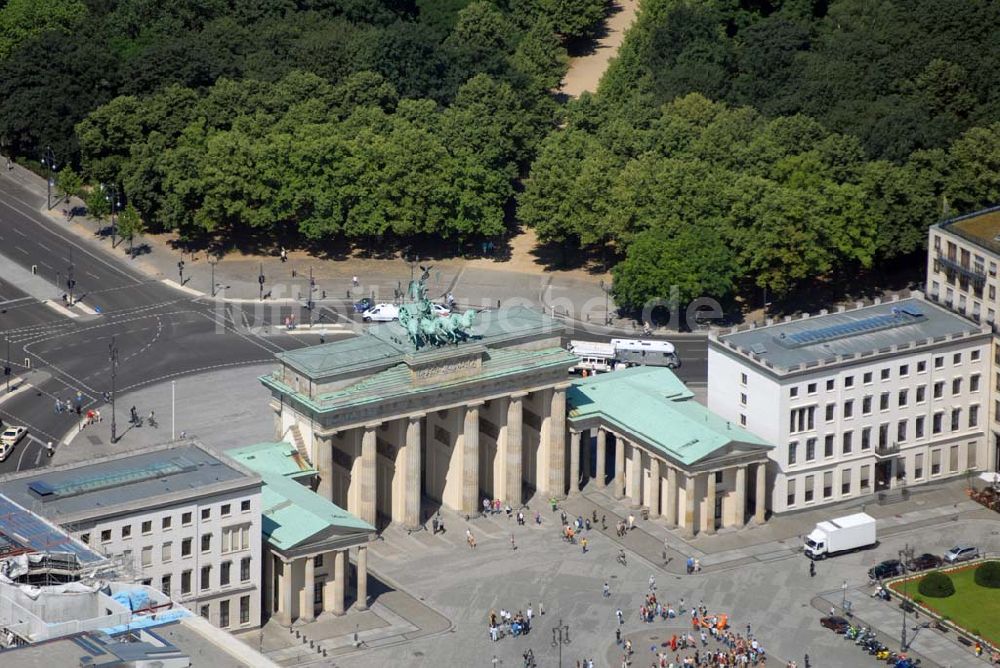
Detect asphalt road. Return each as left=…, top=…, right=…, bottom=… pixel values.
left=0, top=174, right=321, bottom=475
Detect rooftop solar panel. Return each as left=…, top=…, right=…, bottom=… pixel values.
left=777, top=311, right=925, bottom=349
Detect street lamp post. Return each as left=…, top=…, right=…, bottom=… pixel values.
left=551, top=618, right=570, bottom=667
left=67, top=247, right=76, bottom=305
left=599, top=280, right=613, bottom=326
left=109, top=336, right=118, bottom=443
left=308, top=266, right=316, bottom=314
left=209, top=257, right=218, bottom=297
left=41, top=146, right=57, bottom=210
left=899, top=542, right=915, bottom=650
left=4, top=336, right=10, bottom=394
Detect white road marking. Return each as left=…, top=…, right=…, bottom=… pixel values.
left=15, top=246, right=28, bottom=255
left=12, top=228, right=26, bottom=237
left=37, top=242, right=51, bottom=251
left=86, top=271, right=100, bottom=280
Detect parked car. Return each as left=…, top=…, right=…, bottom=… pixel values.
left=943, top=545, right=980, bottom=564
left=353, top=297, right=374, bottom=314
left=908, top=553, right=943, bottom=571
left=868, top=559, right=904, bottom=581
left=0, top=426, right=26, bottom=461
left=820, top=615, right=850, bottom=633
left=361, top=303, right=399, bottom=322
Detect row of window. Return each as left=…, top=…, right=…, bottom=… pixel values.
left=788, top=406, right=980, bottom=465
left=164, top=556, right=253, bottom=597
left=91, top=523, right=252, bottom=558
left=788, top=378, right=980, bottom=434
left=199, top=595, right=252, bottom=627
left=85, top=501, right=252, bottom=544
left=786, top=442, right=977, bottom=507
left=785, top=353, right=980, bottom=399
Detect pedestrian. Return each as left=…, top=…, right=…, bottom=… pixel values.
left=432, top=515, right=439, bottom=535
left=648, top=574, right=656, bottom=591
left=809, top=560, right=816, bottom=578
left=148, top=409, right=155, bottom=426
left=466, top=528, right=476, bottom=549
left=352, top=275, right=359, bottom=287
left=601, top=514, right=607, bottom=530
left=510, top=533, right=517, bottom=551
left=581, top=537, right=588, bottom=553
left=616, top=608, right=624, bottom=625
left=95, top=409, right=101, bottom=423
left=54, top=399, right=61, bottom=414
left=539, top=601, right=544, bottom=616
left=46, top=441, right=54, bottom=457
left=603, top=582, right=610, bottom=597
left=627, top=512, right=635, bottom=530
left=686, top=557, right=694, bottom=574
left=526, top=605, right=533, bottom=624
left=615, top=627, right=622, bottom=645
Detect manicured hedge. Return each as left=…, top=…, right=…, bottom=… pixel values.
left=918, top=571, right=956, bottom=598
left=974, top=561, right=1000, bottom=588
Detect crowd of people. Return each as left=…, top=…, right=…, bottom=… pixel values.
left=487, top=604, right=537, bottom=642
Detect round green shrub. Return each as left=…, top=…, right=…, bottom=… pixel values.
left=974, top=561, right=1000, bottom=588
left=918, top=571, right=956, bottom=598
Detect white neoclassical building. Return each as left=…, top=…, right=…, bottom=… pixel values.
left=709, top=294, right=993, bottom=514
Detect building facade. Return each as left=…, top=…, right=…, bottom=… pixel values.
left=0, top=443, right=264, bottom=631
left=261, top=306, right=578, bottom=530
left=227, top=442, right=375, bottom=627
left=709, top=295, right=993, bottom=514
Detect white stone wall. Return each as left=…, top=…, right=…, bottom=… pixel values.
left=709, top=334, right=991, bottom=513
left=72, top=488, right=263, bottom=629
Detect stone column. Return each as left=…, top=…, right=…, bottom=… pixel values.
left=506, top=393, right=526, bottom=506
left=300, top=556, right=315, bottom=622
left=404, top=416, right=423, bottom=530
left=278, top=559, right=293, bottom=626
left=754, top=462, right=767, bottom=524
left=547, top=386, right=568, bottom=499
left=705, top=471, right=717, bottom=535
left=664, top=466, right=677, bottom=526
left=648, top=457, right=660, bottom=518
left=683, top=474, right=697, bottom=538
left=462, top=403, right=482, bottom=514
left=332, top=550, right=345, bottom=616
left=569, top=430, right=581, bottom=494
left=734, top=465, right=747, bottom=528
left=595, top=428, right=606, bottom=488
left=322, top=552, right=337, bottom=613
left=315, top=434, right=333, bottom=501
left=356, top=546, right=368, bottom=611
left=629, top=444, right=643, bottom=508
left=359, top=423, right=379, bottom=526
left=613, top=435, right=625, bottom=499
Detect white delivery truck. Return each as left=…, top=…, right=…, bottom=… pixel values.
left=568, top=340, right=616, bottom=374
left=610, top=338, right=681, bottom=369
left=803, top=512, right=877, bottom=559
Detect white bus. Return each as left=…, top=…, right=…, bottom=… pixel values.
left=610, top=338, right=681, bottom=369
left=568, top=340, right=616, bottom=374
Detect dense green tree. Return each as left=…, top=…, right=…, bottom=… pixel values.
left=85, top=187, right=111, bottom=225
left=55, top=166, right=84, bottom=203
left=0, top=0, right=87, bottom=61
left=116, top=202, right=146, bottom=257
left=612, top=224, right=735, bottom=311
left=947, top=122, right=1000, bottom=213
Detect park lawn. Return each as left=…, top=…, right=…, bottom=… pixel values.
left=891, top=563, right=1000, bottom=647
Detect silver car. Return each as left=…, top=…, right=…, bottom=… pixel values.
left=943, top=545, right=980, bottom=563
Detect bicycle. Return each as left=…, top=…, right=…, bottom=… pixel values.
left=617, top=550, right=627, bottom=567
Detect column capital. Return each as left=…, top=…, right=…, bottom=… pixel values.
left=406, top=413, right=425, bottom=423
left=466, top=401, right=486, bottom=410
left=363, top=421, right=382, bottom=431
left=510, top=391, right=529, bottom=400
left=553, top=382, right=572, bottom=392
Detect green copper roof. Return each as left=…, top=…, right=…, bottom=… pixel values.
left=277, top=305, right=564, bottom=378
left=226, top=444, right=373, bottom=551
left=567, top=367, right=772, bottom=466
left=225, top=442, right=315, bottom=479
left=262, top=345, right=578, bottom=414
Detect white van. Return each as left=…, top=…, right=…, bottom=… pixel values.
left=568, top=340, right=615, bottom=374
left=610, top=338, right=681, bottom=369
left=362, top=303, right=400, bottom=322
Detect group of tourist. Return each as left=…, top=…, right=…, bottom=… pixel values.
left=487, top=605, right=536, bottom=642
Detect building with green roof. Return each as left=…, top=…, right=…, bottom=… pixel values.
left=259, top=303, right=577, bottom=533
left=567, top=367, right=772, bottom=536
left=227, top=442, right=376, bottom=626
